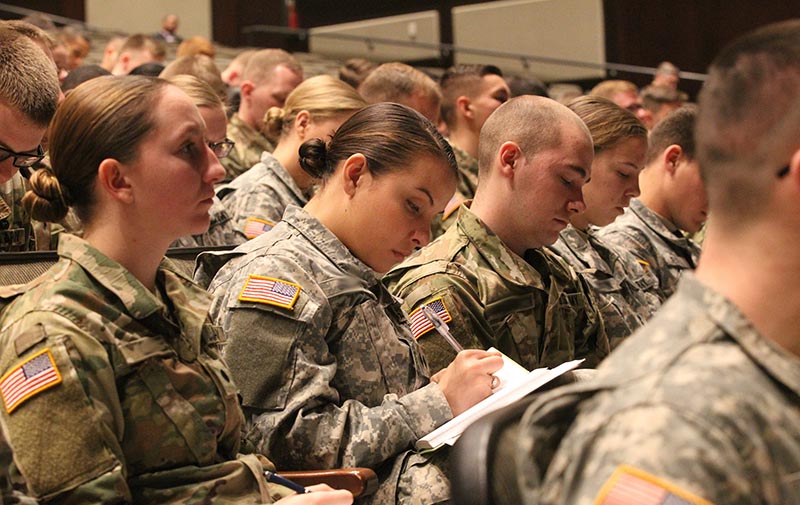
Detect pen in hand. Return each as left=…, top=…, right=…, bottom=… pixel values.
left=421, top=305, right=464, bottom=353
left=265, top=470, right=311, bottom=494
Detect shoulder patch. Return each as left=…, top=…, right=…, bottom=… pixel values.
left=442, top=195, right=463, bottom=220
left=243, top=217, right=275, bottom=239
left=408, top=297, right=452, bottom=339
left=0, top=349, right=62, bottom=414
left=595, top=465, right=713, bottom=505
left=238, top=275, right=301, bottom=310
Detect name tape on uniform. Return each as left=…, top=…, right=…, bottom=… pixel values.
left=0, top=349, right=62, bottom=414
left=408, top=297, right=452, bottom=339
left=238, top=275, right=301, bottom=310
left=595, top=465, right=713, bottom=505
left=243, top=218, right=275, bottom=239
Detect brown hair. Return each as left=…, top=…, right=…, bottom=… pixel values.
left=339, top=58, right=376, bottom=88
left=0, top=26, right=59, bottom=127
left=176, top=35, right=215, bottom=58
left=440, top=64, right=503, bottom=126
left=298, top=102, right=456, bottom=182
left=243, top=48, right=303, bottom=85
left=568, top=95, right=647, bottom=153
left=358, top=62, right=441, bottom=109
left=646, top=105, right=697, bottom=164
left=589, top=80, right=638, bottom=101
left=23, top=76, right=168, bottom=223
left=160, top=54, right=226, bottom=102
left=697, top=19, right=800, bottom=221
left=264, top=74, right=365, bottom=139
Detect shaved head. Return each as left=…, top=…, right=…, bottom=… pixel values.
left=478, top=95, right=591, bottom=179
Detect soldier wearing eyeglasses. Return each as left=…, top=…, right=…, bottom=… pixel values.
left=0, top=24, right=60, bottom=252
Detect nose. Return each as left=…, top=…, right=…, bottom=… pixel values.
left=412, top=223, right=432, bottom=249
left=627, top=176, right=641, bottom=198
left=566, top=192, right=586, bottom=214
left=204, top=145, right=226, bottom=185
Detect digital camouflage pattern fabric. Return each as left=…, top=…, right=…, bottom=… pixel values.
left=599, top=198, right=701, bottom=303
left=429, top=142, right=480, bottom=239
left=385, top=205, right=610, bottom=373
left=218, top=151, right=308, bottom=240
left=0, top=234, right=291, bottom=503
left=515, top=275, right=800, bottom=505
left=0, top=174, right=35, bottom=252
left=199, top=205, right=454, bottom=504
left=221, top=113, right=276, bottom=183
left=550, top=225, right=661, bottom=349
left=171, top=198, right=246, bottom=248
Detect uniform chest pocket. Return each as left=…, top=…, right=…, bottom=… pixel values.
left=542, top=292, right=583, bottom=367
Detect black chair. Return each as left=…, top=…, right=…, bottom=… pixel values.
left=450, top=370, right=596, bottom=505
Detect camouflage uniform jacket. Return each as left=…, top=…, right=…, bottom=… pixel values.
left=450, top=141, right=479, bottom=201
left=221, top=113, right=276, bottom=183
left=550, top=225, right=661, bottom=349
left=0, top=234, right=288, bottom=503
left=0, top=174, right=36, bottom=252
left=218, top=151, right=308, bottom=241
left=515, top=274, right=800, bottom=505
left=599, top=198, right=701, bottom=303
left=384, top=205, right=610, bottom=373
left=198, top=205, right=452, bottom=480
left=171, top=198, right=246, bottom=248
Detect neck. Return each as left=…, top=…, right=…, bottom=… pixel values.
left=695, top=216, right=800, bottom=357
left=237, top=106, right=261, bottom=133
left=273, top=137, right=315, bottom=191
left=471, top=189, right=529, bottom=257
left=82, top=215, right=169, bottom=292
left=448, top=127, right=479, bottom=160
left=638, top=169, right=671, bottom=222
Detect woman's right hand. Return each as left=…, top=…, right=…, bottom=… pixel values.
left=434, top=349, right=504, bottom=416
left=274, top=484, right=353, bottom=504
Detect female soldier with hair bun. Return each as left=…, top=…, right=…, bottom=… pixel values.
left=550, top=95, right=661, bottom=348
left=0, top=75, right=351, bottom=504
left=218, top=75, right=366, bottom=240
left=199, top=103, right=504, bottom=504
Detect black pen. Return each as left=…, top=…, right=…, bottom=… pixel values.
left=265, top=470, right=311, bottom=494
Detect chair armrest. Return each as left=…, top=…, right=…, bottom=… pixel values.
left=278, top=468, right=378, bottom=498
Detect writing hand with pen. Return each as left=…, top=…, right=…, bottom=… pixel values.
left=422, top=305, right=503, bottom=416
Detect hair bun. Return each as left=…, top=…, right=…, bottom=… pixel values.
left=264, top=106, right=286, bottom=139
left=298, top=138, right=331, bottom=179
left=22, top=167, right=71, bottom=223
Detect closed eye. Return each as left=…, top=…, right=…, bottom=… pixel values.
left=406, top=200, right=421, bottom=215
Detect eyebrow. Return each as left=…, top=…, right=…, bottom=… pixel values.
left=416, top=187, right=434, bottom=205
left=566, top=164, right=588, bottom=179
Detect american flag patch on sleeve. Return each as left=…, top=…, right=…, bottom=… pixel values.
left=0, top=349, right=62, bottom=414
left=596, top=465, right=713, bottom=505
left=408, top=297, right=452, bottom=339
left=238, top=275, right=301, bottom=310
left=243, top=217, right=275, bottom=239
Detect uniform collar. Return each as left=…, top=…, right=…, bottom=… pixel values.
left=456, top=205, right=546, bottom=290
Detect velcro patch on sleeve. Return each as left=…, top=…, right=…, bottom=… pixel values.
left=595, top=465, right=713, bottom=505
left=635, top=259, right=651, bottom=273
left=442, top=195, right=463, bottom=220
left=238, top=275, right=301, bottom=310
left=0, top=349, right=62, bottom=414
left=408, top=297, right=452, bottom=339
left=243, top=217, right=275, bottom=239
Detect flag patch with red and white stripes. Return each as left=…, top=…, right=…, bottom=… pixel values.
left=0, top=349, right=62, bottom=414
left=238, top=275, right=301, bottom=310
left=243, top=218, right=275, bottom=239
left=596, top=465, right=713, bottom=505
left=408, top=297, right=452, bottom=339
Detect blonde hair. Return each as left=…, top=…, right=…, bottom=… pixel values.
left=589, top=80, right=638, bottom=100
left=24, top=76, right=169, bottom=223
left=177, top=35, right=215, bottom=58
left=567, top=95, right=647, bottom=153
left=160, top=54, right=226, bottom=102
left=166, top=74, right=224, bottom=110
left=264, top=74, right=366, bottom=139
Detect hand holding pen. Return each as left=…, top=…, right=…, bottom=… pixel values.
left=265, top=471, right=353, bottom=504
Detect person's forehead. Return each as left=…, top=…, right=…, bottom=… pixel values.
left=0, top=100, right=46, bottom=151
left=479, top=74, right=509, bottom=94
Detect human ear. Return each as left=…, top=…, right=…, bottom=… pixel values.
left=239, top=81, right=254, bottom=98
left=294, top=110, right=311, bottom=138
left=97, top=158, right=134, bottom=204
left=456, top=96, right=472, bottom=119
left=664, top=145, right=683, bottom=174
left=341, top=153, right=368, bottom=197
left=497, top=142, right=522, bottom=178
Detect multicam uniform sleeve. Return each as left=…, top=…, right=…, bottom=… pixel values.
left=210, top=257, right=452, bottom=471
left=0, top=315, right=131, bottom=503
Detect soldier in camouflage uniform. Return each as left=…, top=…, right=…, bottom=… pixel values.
left=550, top=96, right=660, bottom=349
left=431, top=64, right=510, bottom=239
left=219, top=75, right=366, bottom=240
left=199, top=104, right=504, bottom=504
left=0, top=26, right=59, bottom=252
left=516, top=20, right=800, bottom=505
left=0, top=76, right=351, bottom=504
left=386, top=96, right=610, bottom=373
left=599, top=107, right=706, bottom=303
left=221, top=49, right=303, bottom=182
